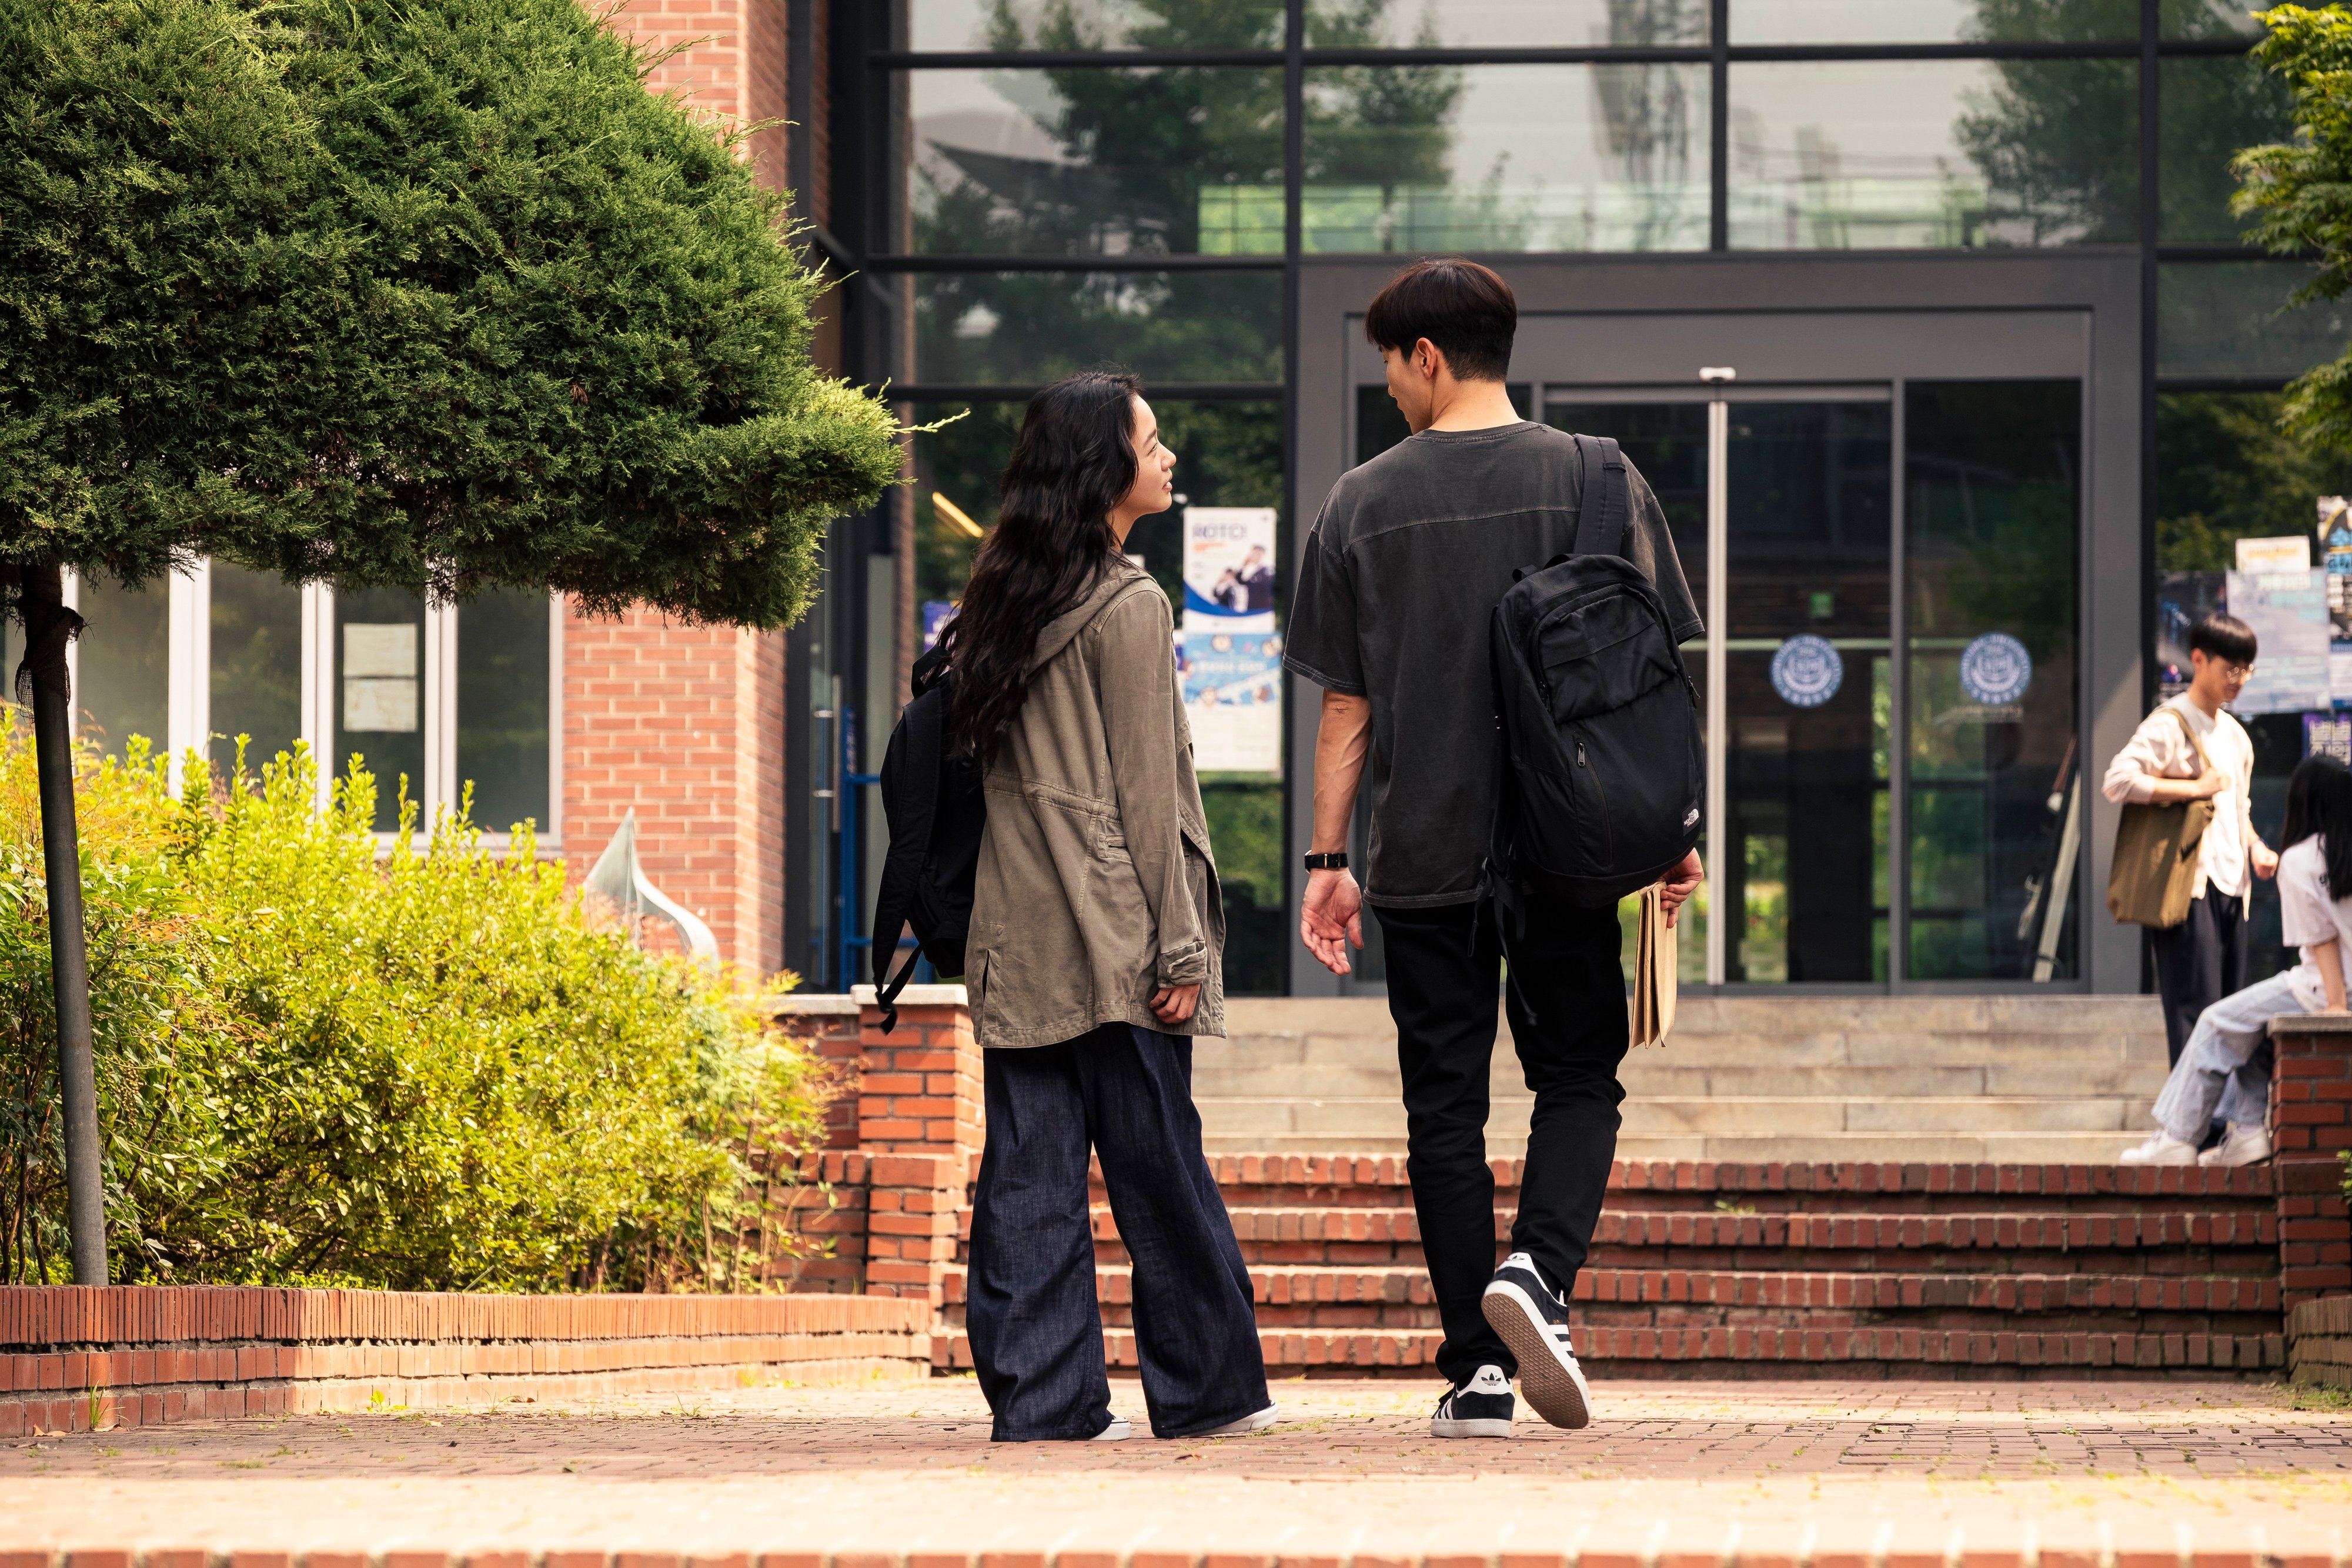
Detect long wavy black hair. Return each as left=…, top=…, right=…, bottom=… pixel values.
left=2282, top=753, right=2352, bottom=897
left=938, top=370, right=1144, bottom=761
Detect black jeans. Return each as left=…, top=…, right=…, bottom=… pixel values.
left=965, top=1022, right=1268, bottom=1442
left=2150, top=889, right=2247, bottom=1068
left=1374, top=895, right=1629, bottom=1389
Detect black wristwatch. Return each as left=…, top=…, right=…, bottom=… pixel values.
left=1302, top=851, right=1349, bottom=871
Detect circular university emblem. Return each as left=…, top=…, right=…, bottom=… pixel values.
left=1770, top=634, right=1844, bottom=708
left=1958, top=632, right=2033, bottom=706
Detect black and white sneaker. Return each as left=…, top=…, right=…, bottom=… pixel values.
left=1480, top=1251, right=1592, bottom=1430
left=1430, top=1364, right=1514, bottom=1438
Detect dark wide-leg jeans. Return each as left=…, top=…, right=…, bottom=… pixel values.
left=965, top=1022, right=1269, bottom=1442
left=1374, top=895, right=1630, bottom=1390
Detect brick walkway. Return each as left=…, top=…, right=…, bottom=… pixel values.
left=4, top=1379, right=2348, bottom=1563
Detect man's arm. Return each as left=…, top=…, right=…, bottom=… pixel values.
left=1301, top=688, right=1371, bottom=975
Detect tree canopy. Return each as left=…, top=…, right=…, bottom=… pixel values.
left=2, top=0, right=900, bottom=627
left=2237, top=4, right=2352, bottom=455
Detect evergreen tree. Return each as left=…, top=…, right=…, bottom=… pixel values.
left=0, top=0, right=899, bottom=1279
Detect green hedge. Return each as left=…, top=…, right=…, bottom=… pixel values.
left=0, top=718, right=833, bottom=1290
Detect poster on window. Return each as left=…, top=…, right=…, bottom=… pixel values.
left=1182, top=507, right=1278, bottom=633
left=1182, top=630, right=1282, bottom=775
left=2226, top=567, right=2332, bottom=715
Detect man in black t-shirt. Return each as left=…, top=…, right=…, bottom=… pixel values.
left=1285, top=258, right=1705, bottom=1440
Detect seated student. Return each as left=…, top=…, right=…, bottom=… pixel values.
left=2121, top=753, right=2352, bottom=1168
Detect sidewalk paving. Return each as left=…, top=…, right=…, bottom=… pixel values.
left=3, top=1378, right=2348, bottom=1565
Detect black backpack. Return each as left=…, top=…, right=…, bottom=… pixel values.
left=1485, top=433, right=1703, bottom=913
left=868, top=644, right=987, bottom=1034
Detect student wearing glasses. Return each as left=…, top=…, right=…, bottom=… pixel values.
left=2100, top=612, right=2278, bottom=1112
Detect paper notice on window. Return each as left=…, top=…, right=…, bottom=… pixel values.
left=1182, top=630, right=1282, bottom=775
left=342, top=676, right=418, bottom=733
left=2226, top=569, right=2332, bottom=716
left=343, top=622, right=418, bottom=678
left=1183, top=507, right=1278, bottom=634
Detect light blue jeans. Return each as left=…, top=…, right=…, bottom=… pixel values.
left=2151, top=969, right=2291, bottom=1145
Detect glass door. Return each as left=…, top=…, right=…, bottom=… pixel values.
left=1542, top=376, right=2079, bottom=988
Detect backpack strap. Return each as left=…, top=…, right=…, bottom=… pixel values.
left=1570, top=433, right=1629, bottom=558
left=870, top=679, right=948, bottom=1034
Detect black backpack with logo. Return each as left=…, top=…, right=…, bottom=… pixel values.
left=868, top=644, right=987, bottom=1033
left=1485, top=434, right=1703, bottom=912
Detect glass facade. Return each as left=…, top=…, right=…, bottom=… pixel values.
left=208, top=562, right=303, bottom=775
left=73, top=576, right=169, bottom=759
left=815, top=4, right=2318, bottom=993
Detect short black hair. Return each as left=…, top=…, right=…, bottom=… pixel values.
left=1363, top=258, right=1516, bottom=382
left=2189, top=611, right=2257, bottom=666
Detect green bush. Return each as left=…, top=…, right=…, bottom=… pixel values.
left=0, top=716, right=834, bottom=1290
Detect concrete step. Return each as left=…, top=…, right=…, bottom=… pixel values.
left=1200, top=1128, right=2166, bottom=1162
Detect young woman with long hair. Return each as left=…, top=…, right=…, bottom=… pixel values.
left=938, top=370, right=1273, bottom=1443
left=2123, top=752, right=2352, bottom=1168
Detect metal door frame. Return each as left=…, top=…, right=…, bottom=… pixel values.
left=1289, top=251, right=2142, bottom=998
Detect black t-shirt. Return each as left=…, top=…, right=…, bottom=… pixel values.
left=1284, top=421, right=1703, bottom=907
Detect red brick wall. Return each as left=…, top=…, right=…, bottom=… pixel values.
left=2267, top=1018, right=2352, bottom=1308
left=612, top=0, right=744, bottom=119
left=563, top=609, right=788, bottom=975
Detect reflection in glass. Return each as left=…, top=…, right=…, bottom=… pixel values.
left=1905, top=382, right=2081, bottom=982
left=2160, top=56, right=2296, bottom=243
left=1307, top=0, right=1706, bottom=46
left=75, top=574, right=169, bottom=758
left=1723, top=402, right=1892, bottom=984
left=208, top=563, right=302, bottom=775
left=914, top=271, right=1281, bottom=384
left=334, top=586, right=426, bottom=833
left=2158, top=263, right=2352, bottom=379
left=1733, top=0, right=2134, bottom=42
left=2154, top=391, right=2352, bottom=986
left=1301, top=65, right=1708, bottom=253
left=457, top=590, right=550, bottom=835
left=2161, top=0, right=2264, bottom=38
left=1729, top=61, right=2137, bottom=249
left=910, top=0, right=1284, bottom=51
left=911, top=69, right=1282, bottom=256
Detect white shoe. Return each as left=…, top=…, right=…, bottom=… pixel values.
left=2119, top=1131, right=2200, bottom=1166
left=1198, top=1403, right=1278, bottom=1437
left=2199, top=1124, right=2272, bottom=1167
left=1092, top=1415, right=1132, bottom=1440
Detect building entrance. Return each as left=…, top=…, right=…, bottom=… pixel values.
left=1302, top=271, right=2141, bottom=997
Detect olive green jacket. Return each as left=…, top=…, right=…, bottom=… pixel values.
left=967, top=560, right=1225, bottom=1049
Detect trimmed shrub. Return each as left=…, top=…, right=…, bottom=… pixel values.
left=0, top=717, right=833, bottom=1290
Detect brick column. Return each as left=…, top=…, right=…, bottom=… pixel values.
left=770, top=994, right=864, bottom=1149
left=2267, top=1013, right=2352, bottom=1308
left=851, top=984, right=982, bottom=1155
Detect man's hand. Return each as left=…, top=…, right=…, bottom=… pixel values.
left=1302, top=868, right=1365, bottom=975
left=1150, top=983, right=1200, bottom=1024
left=1658, top=848, right=1705, bottom=930
left=2253, top=840, right=2280, bottom=880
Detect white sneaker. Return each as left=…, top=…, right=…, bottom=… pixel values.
left=2119, top=1131, right=2200, bottom=1166
left=2198, top=1124, right=2272, bottom=1167
left=1198, top=1403, right=1278, bottom=1437
left=1092, top=1415, right=1132, bottom=1440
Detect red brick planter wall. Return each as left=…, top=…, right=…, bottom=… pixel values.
left=2265, top=1014, right=2352, bottom=1308
left=0, top=1289, right=928, bottom=1435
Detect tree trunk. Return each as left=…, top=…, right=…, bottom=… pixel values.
left=16, top=562, right=107, bottom=1284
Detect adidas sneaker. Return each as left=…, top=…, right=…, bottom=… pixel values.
left=1430, top=1364, right=1514, bottom=1438
left=1480, top=1251, right=1592, bottom=1430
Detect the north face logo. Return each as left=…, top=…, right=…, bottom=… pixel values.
left=1683, top=807, right=1700, bottom=828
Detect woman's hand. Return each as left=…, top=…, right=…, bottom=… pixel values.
left=1150, top=983, right=1200, bottom=1024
